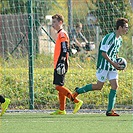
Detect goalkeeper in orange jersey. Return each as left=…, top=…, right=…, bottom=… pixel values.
left=50, top=14, right=83, bottom=115
left=0, top=95, right=10, bottom=116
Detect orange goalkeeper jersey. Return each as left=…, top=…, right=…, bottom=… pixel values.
left=54, top=29, right=69, bottom=69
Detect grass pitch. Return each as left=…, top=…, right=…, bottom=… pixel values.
left=0, top=111, right=132, bottom=133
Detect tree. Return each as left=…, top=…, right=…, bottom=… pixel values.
left=95, top=0, right=125, bottom=35
left=0, top=0, right=27, bottom=14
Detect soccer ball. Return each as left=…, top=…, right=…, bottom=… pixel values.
left=116, top=57, right=127, bottom=69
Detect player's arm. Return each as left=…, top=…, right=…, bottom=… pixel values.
left=79, top=32, right=88, bottom=43
left=73, top=37, right=82, bottom=48
left=55, top=31, right=69, bottom=75
left=102, top=52, right=123, bottom=70
left=56, top=41, right=68, bottom=75
left=60, top=41, right=68, bottom=62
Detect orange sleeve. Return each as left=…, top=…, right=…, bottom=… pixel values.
left=60, top=31, right=69, bottom=43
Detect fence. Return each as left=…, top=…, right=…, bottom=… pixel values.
left=0, top=0, right=132, bottom=110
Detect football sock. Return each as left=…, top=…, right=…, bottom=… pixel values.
left=107, top=89, right=116, bottom=112
left=76, top=84, right=92, bottom=94
left=58, top=92, right=66, bottom=110
left=0, top=95, right=5, bottom=103
left=56, top=86, right=79, bottom=103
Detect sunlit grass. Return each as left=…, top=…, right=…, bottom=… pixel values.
left=0, top=55, right=132, bottom=109
left=0, top=112, right=132, bottom=133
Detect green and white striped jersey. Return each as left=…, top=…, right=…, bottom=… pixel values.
left=97, top=32, right=122, bottom=71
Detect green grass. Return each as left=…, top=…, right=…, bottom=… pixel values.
left=0, top=112, right=132, bottom=133
left=0, top=55, right=132, bottom=109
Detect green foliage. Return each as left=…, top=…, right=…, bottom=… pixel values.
left=0, top=0, right=57, bottom=23
left=33, top=0, right=58, bottom=23
left=0, top=0, right=27, bottom=14
left=95, top=0, right=125, bottom=34
left=0, top=56, right=132, bottom=109
left=71, top=0, right=133, bottom=61
left=73, top=0, right=93, bottom=22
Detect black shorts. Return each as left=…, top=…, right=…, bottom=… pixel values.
left=53, top=65, right=68, bottom=86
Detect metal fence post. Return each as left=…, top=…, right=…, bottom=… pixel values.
left=68, top=0, right=73, bottom=41
left=34, top=1, right=39, bottom=56
left=28, top=0, right=34, bottom=109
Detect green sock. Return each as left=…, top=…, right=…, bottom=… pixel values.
left=107, top=89, right=116, bottom=112
left=76, top=84, right=92, bottom=94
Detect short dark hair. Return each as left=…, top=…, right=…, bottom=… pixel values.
left=52, top=14, right=64, bottom=22
left=116, top=18, right=128, bottom=30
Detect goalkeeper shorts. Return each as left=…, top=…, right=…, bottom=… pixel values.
left=53, top=69, right=67, bottom=86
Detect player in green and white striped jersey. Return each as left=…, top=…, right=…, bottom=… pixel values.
left=97, top=32, right=122, bottom=71
left=72, top=18, right=128, bottom=116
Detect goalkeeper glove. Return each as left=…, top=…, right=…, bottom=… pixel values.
left=56, top=63, right=66, bottom=75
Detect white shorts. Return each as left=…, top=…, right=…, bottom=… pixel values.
left=96, top=69, right=118, bottom=82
